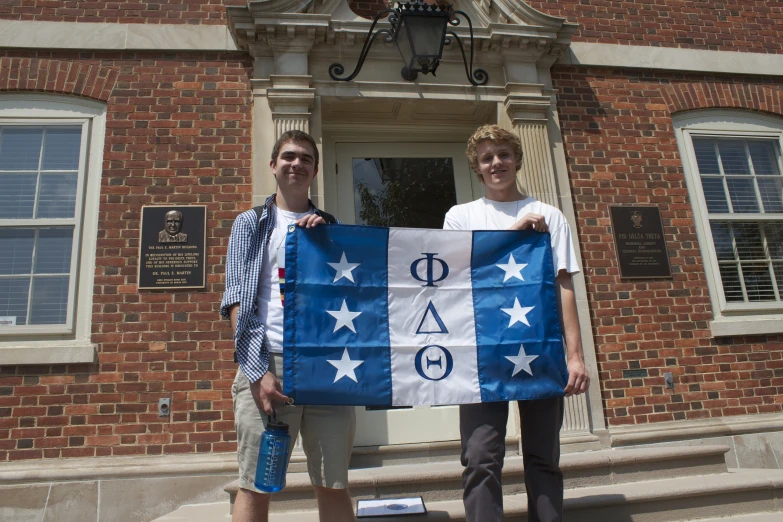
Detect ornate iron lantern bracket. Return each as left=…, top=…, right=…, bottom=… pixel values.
left=329, top=1, right=488, bottom=86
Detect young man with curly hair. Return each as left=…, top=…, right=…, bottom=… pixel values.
left=443, top=124, right=589, bottom=522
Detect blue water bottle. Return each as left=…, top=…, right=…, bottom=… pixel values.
left=254, top=413, right=291, bottom=493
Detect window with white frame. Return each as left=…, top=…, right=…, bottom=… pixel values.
left=675, top=110, right=783, bottom=336
left=0, top=96, right=105, bottom=364
left=0, top=125, right=84, bottom=327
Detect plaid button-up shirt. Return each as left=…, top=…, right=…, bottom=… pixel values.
left=220, top=194, right=337, bottom=382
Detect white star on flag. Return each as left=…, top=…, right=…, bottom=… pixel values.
left=327, top=252, right=360, bottom=283
left=501, top=297, right=535, bottom=327
left=327, top=348, right=364, bottom=383
left=496, top=253, right=528, bottom=282
left=506, top=344, right=538, bottom=377
left=326, top=300, right=362, bottom=333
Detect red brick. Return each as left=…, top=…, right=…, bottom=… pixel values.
left=556, top=67, right=783, bottom=428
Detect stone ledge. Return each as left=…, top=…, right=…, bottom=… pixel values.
left=0, top=20, right=239, bottom=51
left=0, top=342, right=96, bottom=366
left=0, top=452, right=238, bottom=484
left=610, top=412, right=783, bottom=447
left=561, top=42, right=783, bottom=77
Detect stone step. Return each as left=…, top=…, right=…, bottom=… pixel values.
left=687, top=514, right=783, bottom=522
left=224, top=444, right=730, bottom=513
left=154, top=468, right=783, bottom=522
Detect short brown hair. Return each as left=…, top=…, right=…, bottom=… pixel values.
left=271, top=130, right=319, bottom=170
left=465, top=124, right=523, bottom=178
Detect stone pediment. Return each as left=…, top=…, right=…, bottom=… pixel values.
left=227, top=1, right=576, bottom=62
left=229, top=1, right=570, bottom=26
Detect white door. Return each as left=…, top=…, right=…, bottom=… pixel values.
left=335, top=142, right=481, bottom=446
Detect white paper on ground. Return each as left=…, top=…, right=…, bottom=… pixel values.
left=356, top=497, right=427, bottom=517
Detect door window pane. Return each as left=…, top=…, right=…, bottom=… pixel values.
left=353, top=157, right=457, bottom=228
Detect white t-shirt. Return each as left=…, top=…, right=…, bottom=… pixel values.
left=256, top=205, right=314, bottom=353
left=443, top=196, right=580, bottom=276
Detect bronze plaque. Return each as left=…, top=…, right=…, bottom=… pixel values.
left=138, top=206, right=207, bottom=290
left=610, top=206, right=671, bottom=279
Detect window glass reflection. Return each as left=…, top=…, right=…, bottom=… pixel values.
left=353, top=157, right=458, bottom=228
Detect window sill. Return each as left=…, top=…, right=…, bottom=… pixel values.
left=0, top=341, right=97, bottom=366
left=710, top=315, right=783, bottom=337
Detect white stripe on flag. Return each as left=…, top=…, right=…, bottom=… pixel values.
left=387, top=229, right=481, bottom=405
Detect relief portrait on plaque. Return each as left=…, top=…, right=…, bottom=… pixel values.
left=158, top=210, right=188, bottom=243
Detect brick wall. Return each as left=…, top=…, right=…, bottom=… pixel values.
left=2, top=0, right=781, bottom=54
left=347, top=2, right=783, bottom=54
left=527, top=1, right=783, bottom=53
left=0, top=51, right=252, bottom=461
left=553, top=67, right=783, bottom=426
left=0, top=0, right=246, bottom=24
left=349, top=1, right=391, bottom=20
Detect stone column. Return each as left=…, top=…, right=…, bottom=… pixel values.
left=504, top=83, right=601, bottom=446
left=504, top=83, right=558, bottom=207
left=267, top=74, right=315, bottom=137
left=248, top=30, right=325, bottom=206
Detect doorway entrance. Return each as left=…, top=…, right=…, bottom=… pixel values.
left=334, top=142, right=504, bottom=446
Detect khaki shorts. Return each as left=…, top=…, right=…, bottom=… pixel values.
left=232, top=355, right=356, bottom=493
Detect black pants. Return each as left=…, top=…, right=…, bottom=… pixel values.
left=460, top=397, right=565, bottom=522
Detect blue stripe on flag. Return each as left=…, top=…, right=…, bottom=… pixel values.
left=471, top=230, right=568, bottom=402
left=284, top=225, right=392, bottom=406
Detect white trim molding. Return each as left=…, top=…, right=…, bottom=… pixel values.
left=561, top=42, right=783, bottom=77
left=0, top=20, right=239, bottom=51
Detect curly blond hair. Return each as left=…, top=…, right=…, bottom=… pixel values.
left=465, top=124, right=523, bottom=180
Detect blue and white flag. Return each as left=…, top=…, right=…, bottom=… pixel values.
left=283, top=225, right=567, bottom=406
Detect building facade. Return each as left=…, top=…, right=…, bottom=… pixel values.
left=1, top=0, right=783, bottom=507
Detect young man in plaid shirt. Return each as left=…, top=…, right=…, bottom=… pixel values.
left=221, top=130, right=355, bottom=522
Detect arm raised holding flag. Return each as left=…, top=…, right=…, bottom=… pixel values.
left=445, top=124, right=588, bottom=522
